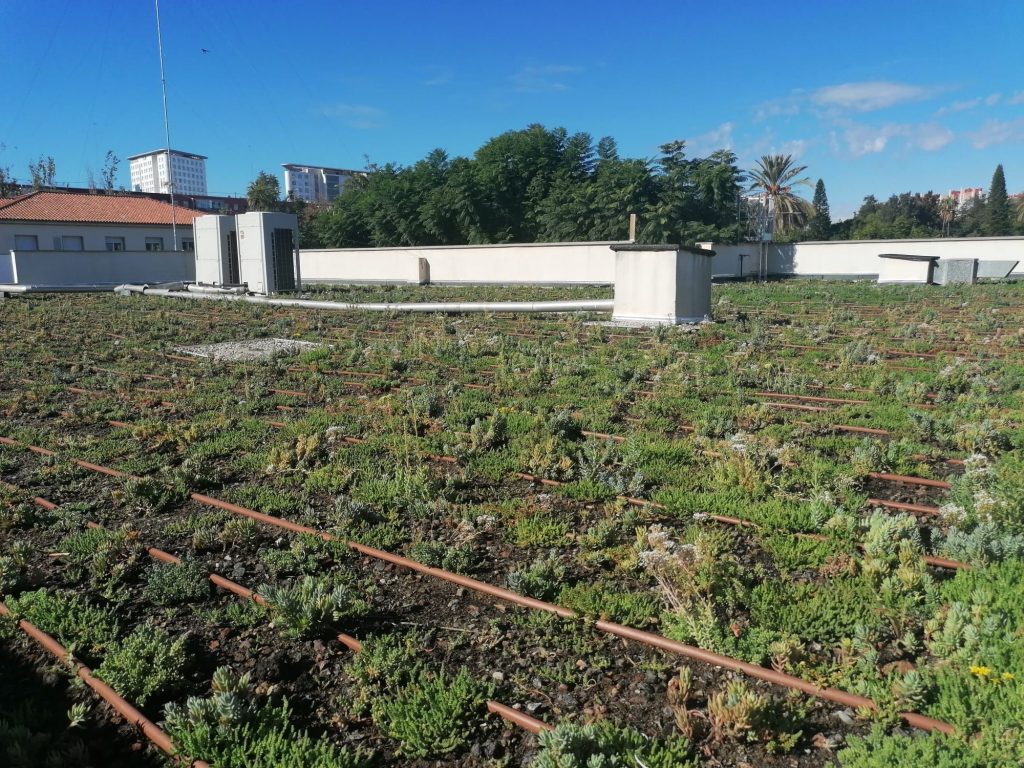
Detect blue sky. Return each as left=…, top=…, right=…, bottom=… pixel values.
left=2, top=0, right=1022, bottom=218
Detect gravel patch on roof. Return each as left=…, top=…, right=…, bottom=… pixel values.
left=174, top=338, right=322, bottom=361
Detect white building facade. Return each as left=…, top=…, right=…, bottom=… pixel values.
left=129, top=150, right=208, bottom=196
left=282, top=163, right=361, bottom=203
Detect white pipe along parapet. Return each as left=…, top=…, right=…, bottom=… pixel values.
left=113, top=283, right=614, bottom=314
left=0, top=285, right=122, bottom=294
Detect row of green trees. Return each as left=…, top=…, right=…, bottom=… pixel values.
left=299, top=126, right=753, bottom=248
left=243, top=124, right=1021, bottom=247
left=247, top=125, right=819, bottom=249
left=831, top=165, right=1022, bottom=240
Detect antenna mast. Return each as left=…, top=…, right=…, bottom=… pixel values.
left=154, top=0, right=178, bottom=250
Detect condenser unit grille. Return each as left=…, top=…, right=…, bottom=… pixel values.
left=226, top=230, right=240, bottom=284
left=270, top=228, right=296, bottom=291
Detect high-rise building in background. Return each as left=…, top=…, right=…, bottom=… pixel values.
left=946, top=187, right=984, bottom=209
left=282, top=163, right=362, bottom=203
left=128, top=150, right=208, bottom=196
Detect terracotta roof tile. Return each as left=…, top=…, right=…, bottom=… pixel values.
left=0, top=191, right=202, bottom=225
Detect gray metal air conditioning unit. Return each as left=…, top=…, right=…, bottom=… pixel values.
left=193, top=214, right=241, bottom=286
left=236, top=212, right=301, bottom=294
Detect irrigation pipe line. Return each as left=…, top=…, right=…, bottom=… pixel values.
left=37, top=360, right=971, bottom=467
left=6, top=380, right=962, bottom=564
left=24, top=500, right=553, bottom=738
left=0, top=598, right=210, bottom=768
left=114, top=283, right=615, bottom=315
left=12, top=376, right=952, bottom=520
left=0, top=433, right=956, bottom=734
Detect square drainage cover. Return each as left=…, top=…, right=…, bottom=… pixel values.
left=174, top=338, right=322, bottom=362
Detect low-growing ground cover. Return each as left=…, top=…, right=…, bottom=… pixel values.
left=1, top=279, right=1022, bottom=766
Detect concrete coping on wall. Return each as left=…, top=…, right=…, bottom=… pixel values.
left=610, top=244, right=717, bottom=257
left=302, top=240, right=627, bottom=253
left=878, top=253, right=940, bottom=262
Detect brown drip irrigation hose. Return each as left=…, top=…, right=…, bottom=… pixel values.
left=0, top=600, right=210, bottom=767
left=867, top=472, right=951, bottom=490
left=755, top=391, right=870, bottom=406
left=49, top=499, right=554, bottom=739
left=0, top=437, right=962, bottom=732
left=333, top=632, right=552, bottom=734
left=868, top=498, right=942, bottom=516
left=187, top=494, right=957, bottom=735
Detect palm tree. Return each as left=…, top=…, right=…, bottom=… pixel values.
left=747, top=154, right=814, bottom=237
left=939, top=197, right=957, bottom=237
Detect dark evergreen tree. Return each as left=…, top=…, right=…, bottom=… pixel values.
left=806, top=179, right=831, bottom=240
left=985, top=164, right=1011, bottom=236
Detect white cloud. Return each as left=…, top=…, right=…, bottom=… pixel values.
left=687, top=122, right=734, bottom=154
left=510, top=64, right=584, bottom=93
left=320, top=103, right=384, bottom=129
left=754, top=95, right=803, bottom=121
left=1007, top=91, right=1024, bottom=105
left=423, top=68, right=453, bottom=87
left=967, top=118, right=1024, bottom=148
left=841, top=121, right=953, bottom=156
left=936, top=97, right=982, bottom=116
left=778, top=138, right=808, bottom=158
left=913, top=123, right=955, bottom=151
left=811, top=81, right=941, bottom=112
left=756, top=80, right=944, bottom=121
left=936, top=92, right=1003, bottom=116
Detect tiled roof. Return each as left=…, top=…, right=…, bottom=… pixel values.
left=0, top=191, right=202, bottom=225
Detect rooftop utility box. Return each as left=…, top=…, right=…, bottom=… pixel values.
left=236, top=212, right=301, bottom=295
left=193, top=215, right=240, bottom=286
left=976, top=259, right=1020, bottom=279
left=610, top=244, right=716, bottom=325
left=934, top=258, right=978, bottom=285
left=877, top=254, right=936, bottom=284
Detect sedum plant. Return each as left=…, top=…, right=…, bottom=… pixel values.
left=370, top=667, right=487, bottom=758
left=532, top=720, right=695, bottom=768
left=258, top=575, right=370, bottom=639
left=2, top=588, right=119, bottom=656
left=165, top=667, right=371, bottom=768
left=94, top=623, right=186, bottom=705
left=143, top=559, right=210, bottom=605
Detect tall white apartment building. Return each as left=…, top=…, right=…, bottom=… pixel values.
left=128, top=150, right=208, bottom=196
left=282, top=163, right=362, bottom=203
left=946, top=187, right=984, bottom=209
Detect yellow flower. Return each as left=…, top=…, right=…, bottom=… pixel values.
left=1002, top=672, right=1015, bottom=681
left=969, top=665, right=992, bottom=677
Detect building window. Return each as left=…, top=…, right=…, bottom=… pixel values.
left=14, top=234, right=38, bottom=251
left=105, top=236, right=126, bottom=252
left=145, top=237, right=164, bottom=252
left=182, top=239, right=195, bottom=251
left=60, top=235, right=84, bottom=251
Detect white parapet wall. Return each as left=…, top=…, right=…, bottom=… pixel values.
left=297, top=236, right=1024, bottom=286
left=7, top=249, right=195, bottom=286
left=700, top=237, right=1024, bottom=279
left=300, top=241, right=620, bottom=285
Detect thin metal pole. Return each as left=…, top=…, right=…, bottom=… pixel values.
left=155, top=0, right=178, bottom=251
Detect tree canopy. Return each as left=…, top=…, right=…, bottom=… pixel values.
left=806, top=179, right=831, bottom=240
left=986, top=164, right=1011, bottom=236
left=246, top=170, right=281, bottom=212
left=746, top=154, right=813, bottom=239
left=829, top=164, right=1021, bottom=240
left=308, top=124, right=746, bottom=248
